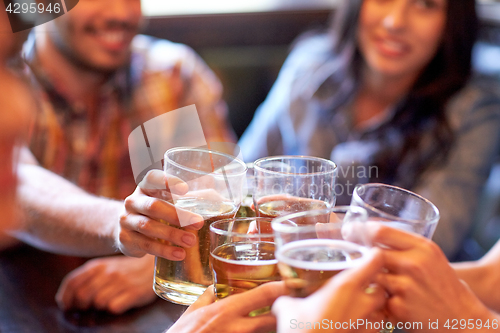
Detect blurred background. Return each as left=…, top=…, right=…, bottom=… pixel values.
left=141, top=0, right=500, bottom=139
left=141, top=0, right=500, bottom=258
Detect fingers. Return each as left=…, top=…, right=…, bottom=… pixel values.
left=362, top=283, right=387, bottom=312
left=378, top=241, right=446, bottom=276
left=364, top=223, right=427, bottom=250
left=139, top=170, right=188, bottom=195
left=56, top=263, right=103, bottom=311
left=375, top=272, right=413, bottom=297
left=341, top=221, right=368, bottom=246
left=106, top=289, right=157, bottom=315
left=59, top=256, right=157, bottom=314
left=119, top=213, right=197, bottom=249
left=233, top=281, right=286, bottom=315
left=272, top=295, right=298, bottom=316
left=242, top=313, right=277, bottom=333
left=117, top=230, right=187, bottom=260
left=94, top=283, right=121, bottom=310
left=183, top=285, right=216, bottom=315
left=328, top=248, right=384, bottom=289
left=124, top=191, right=203, bottom=229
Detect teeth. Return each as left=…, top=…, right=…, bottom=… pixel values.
left=382, top=40, right=405, bottom=52
left=100, top=32, right=126, bottom=44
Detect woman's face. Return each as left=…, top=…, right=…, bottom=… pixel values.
left=357, top=0, right=447, bottom=81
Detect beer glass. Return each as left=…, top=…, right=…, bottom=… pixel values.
left=253, top=156, right=337, bottom=218
left=272, top=206, right=369, bottom=298
left=154, top=147, right=247, bottom=305
left=209, top=217, right=279, bottom=300
left=351, top=183, right=440, bottom=333
left=351, top=183, right=440, bottom=239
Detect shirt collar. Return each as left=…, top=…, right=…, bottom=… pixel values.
left=22, top=31, right=132, bottom=113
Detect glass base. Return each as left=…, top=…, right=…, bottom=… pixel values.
left=154, top=279, right=208, bottom=306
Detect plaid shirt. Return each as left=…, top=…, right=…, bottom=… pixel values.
left=24, top=34, right=233, bottom=200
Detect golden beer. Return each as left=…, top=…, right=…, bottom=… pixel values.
left=257, top=198, right=330, bottom=218
left=210, top=241, right=279, bottom=299
left=154, top=198, right=238, bottom=305
left=276, top=239, right=366, bottom=297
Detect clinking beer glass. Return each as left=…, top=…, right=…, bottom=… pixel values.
left=272, top=206, right=369, bottom=298
left=154, top=147, right=247, bottom=305
left=209, top=217, right=279, bottom=299
left=253, top=156, right=337, bottom=218
left=350, top=183, right=441, bottom=333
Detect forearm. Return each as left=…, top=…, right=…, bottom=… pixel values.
left=12, top=163, right=122, bottom=256
left=453, top=259, right=500, bottom=314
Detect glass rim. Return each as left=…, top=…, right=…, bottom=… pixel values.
left=352, top=183, right=440, bottom=225
left=210, top=217, right=275, bottom=238
left=253, top=155, right=337, bottom=176
left=164, top=147, right=247, bottom=177
left=275, top=239, right=369, bottom=271
left=271, top=206, right=368, bottom=233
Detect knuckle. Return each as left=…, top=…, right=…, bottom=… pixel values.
left=119, top=213, right=128, bottom=225
left=124, top=196, right=135, bottom=210
left=424, top=240, right=442, bottom=256
left=75, top=289, right=88, bottom=301
left=135, top=217, right=151, bottom=233
left=389, top=297, right=409, bottom=319
left=141, top=238, right=154, bottom=253
left=63, top=279, right=77, bottom=291
left=144, top=170, right=155, bottom=183
left=393, top=277, right=412, bottom=296
left=144, top=198, right=160, bottom=214
left=162, top=227, right=178, bottom=242
left=109, top=302, right=125, bottom=315
left=107, top=271, right=121, bottom=281
left=118, top=229, right=131, bottom=245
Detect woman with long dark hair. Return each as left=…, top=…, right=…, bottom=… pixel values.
left=240, top=0, right=500, bottom=259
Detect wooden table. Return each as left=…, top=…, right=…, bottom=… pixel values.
left=0, top=245, right=187, bottom=333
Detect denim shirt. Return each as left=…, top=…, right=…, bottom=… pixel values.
left=239, top=34, right=500, bottom=258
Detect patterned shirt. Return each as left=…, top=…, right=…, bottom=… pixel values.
left=24, top=34, right=233, bottom=200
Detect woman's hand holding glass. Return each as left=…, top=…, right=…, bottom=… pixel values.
left=368, top=225, right=499, bottom=333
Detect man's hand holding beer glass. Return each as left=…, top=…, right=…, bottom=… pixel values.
left=117, top=169, right=204, bottom=260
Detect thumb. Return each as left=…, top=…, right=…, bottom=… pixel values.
left=183, top=285, right=216, bottom=315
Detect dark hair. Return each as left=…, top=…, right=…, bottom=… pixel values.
left=330, top=0, right=478, bottom=188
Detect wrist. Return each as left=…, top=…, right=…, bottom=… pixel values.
left=456, top=283, right=499, bottom=332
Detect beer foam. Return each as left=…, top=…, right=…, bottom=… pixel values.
left=276, top=239, right=368, bottom=271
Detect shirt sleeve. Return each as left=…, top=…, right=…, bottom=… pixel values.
left=414, top=79, right=500, bottom=259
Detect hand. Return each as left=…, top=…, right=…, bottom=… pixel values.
left=56, top=255, right=157, bottom=314
left=116, top=170, right=205, bottom=260
left=167, top=282, right=286, bottom=333
left=368, top=225, right=497, bottom=332
left=272, top=249, right=386, bottom=333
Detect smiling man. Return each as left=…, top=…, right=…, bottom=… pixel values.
left=12, top=0, right=234, bottom=314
